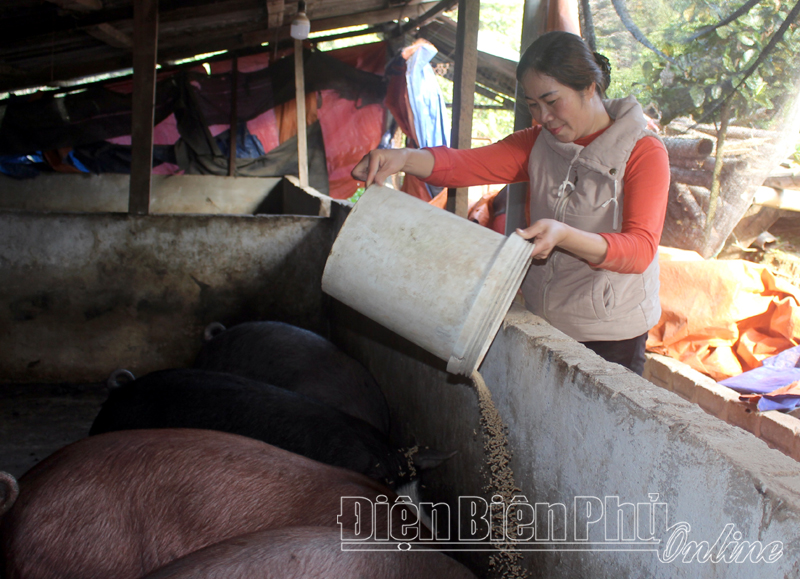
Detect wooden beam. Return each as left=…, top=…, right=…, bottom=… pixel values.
left=85, top=23, right=132, bottom=49
left=0, top=63, right=26, bottom=77
left=241, top=2, right=441, bottom=46
left=0, top=0, right=252, bottom=51
left=445, top=0, right=478, bottom=219
left=267, top=0, right=285, bottom=29
left=129, top=0, right=158, bottom=216
left=294, top=41, right=309, bottom=188
left=45, top=0, right=103, bottom=12
left=420, top=19, right=517, bottom=101
left=396, top=0, right=458, bottom=35
left=505, top=0, right=549, bottom=235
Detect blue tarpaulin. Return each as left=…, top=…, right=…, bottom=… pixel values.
left=405, top=42, right=449, bottom=198
left=720, top=345, right=800, bottom=412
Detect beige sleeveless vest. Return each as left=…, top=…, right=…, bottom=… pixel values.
left=520, top=96, right=662, bottom=341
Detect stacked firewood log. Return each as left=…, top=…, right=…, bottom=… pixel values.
left=660, top=117, right=789, bottom=257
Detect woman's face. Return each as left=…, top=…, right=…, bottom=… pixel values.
left=521, top=70, right=603, bottom=142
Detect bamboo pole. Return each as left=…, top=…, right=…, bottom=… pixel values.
left=228, top=56, right=238, bottom=177
left=294, top=40, right=308, bottom=188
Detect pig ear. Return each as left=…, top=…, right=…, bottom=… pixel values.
left=412, top=448, right=458, bottom=471
left=107, top=369, right=136, bottom=390
left=203, top=322, right=227, bottom=341
left=0, top=471, right=19, bottom=516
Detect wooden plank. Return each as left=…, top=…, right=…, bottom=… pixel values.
left=294, top=40, right=309, bottom=188
left=754, top=186, right=800, bottom=213
left=505, top=0, right=549, bottom=235
left=85, top=23, right=132, bottom=49
left=129, top=0, right=158, bottom=216
left=764, top=170, right=800, bottom=190
left=445, top=0, right=478, bottom=219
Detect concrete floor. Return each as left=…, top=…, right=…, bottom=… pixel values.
left=0, top=382, right=108, bottom=480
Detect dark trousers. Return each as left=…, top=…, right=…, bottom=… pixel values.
left=581, top=332, right=648, bottom=376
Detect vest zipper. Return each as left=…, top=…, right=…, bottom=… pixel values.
left=540, top=163, right=577, bottom=320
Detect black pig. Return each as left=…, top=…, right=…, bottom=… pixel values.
left=193, top=321, right=391, bottom=435
left=90, top=368, right=423, bottom=489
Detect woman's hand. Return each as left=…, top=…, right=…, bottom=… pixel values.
left=351, top=148, right=435, bottom=188
left=516, top=219, right=568, bottom=260
left=351, top=149, right=409, bottom=188
left=517, top=219, right=609, bottom=264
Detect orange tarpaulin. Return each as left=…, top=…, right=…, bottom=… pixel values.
left=647, top=247, right=800, bottom=381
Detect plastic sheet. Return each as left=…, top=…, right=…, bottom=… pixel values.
left=647, top=247, right=800, bottom=381
left=720, top=345, right=800, bottom=412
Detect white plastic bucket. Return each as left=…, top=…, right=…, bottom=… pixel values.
left=321, top=185, right=533, bottom=376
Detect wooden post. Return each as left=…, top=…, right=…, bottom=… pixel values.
left=505, top=0, right=549, bottom=235
left=129, top=0, right=158, bottom=215
left=294, top=40, right=309, bottom=188
left=445, top=0, right=479, bottom=218
left=228, top=56, right=238, bottom=177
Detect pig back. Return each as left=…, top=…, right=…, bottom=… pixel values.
left=1, top=429, right=403, bottom=579
left=142, top=526, right=478, bottom=579
left=193, top=321, right=391, bottom=435
left=88, top=368, right=410, bottom=489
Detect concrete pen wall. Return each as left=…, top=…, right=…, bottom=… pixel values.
left=331, top=299, right=800, bottom=579
left=0, top=210, right=333, bottom=383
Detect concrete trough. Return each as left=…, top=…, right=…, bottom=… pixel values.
left=0, top=185, right=799, bottom=578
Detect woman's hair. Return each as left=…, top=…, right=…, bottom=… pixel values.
left=516, top=31, right=611, bottom=97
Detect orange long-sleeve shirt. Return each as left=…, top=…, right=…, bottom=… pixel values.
left=424, top=125, right=670, bottom=274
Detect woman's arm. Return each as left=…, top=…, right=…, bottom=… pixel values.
left=424, top=127, right=538, bottom=188
left=518, top=136, right=669, bottom=270
left=595, top=137, right=670, bottom=273
left=516, top=220, right=609, bottom=262
left=351, top=127, right=540, bottom=189
left=351, top=148, right=435, bottom=188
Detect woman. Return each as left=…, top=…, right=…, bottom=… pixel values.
left=351, top=31, right=670, bottom=375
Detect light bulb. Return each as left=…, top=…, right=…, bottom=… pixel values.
left=290, top=2, right=310, bottom=40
